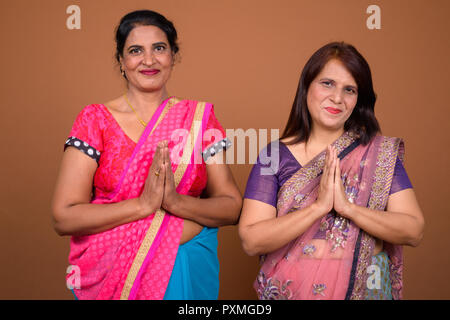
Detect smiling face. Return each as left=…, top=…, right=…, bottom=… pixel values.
left=120, top=25, right=174, bottom=92
left=306, top=58, right=358, bottom=133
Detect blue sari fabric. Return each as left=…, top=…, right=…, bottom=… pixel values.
left=164, top=227, right=219, bottom=300
left=365, top=251, right=393, bottom=300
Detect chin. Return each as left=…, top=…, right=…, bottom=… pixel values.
left=138, top=84, right=165, bottom=92
left=322, top=117, right=350, bottom=130
left=318, top=119, right=343, bottom=130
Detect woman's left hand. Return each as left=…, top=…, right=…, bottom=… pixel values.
left=161, top=140, right=181, bottom=213
left=333, top=156, right=353, bottom=218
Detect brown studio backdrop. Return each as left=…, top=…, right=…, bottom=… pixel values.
left=0, top=0, right=449, bottom=299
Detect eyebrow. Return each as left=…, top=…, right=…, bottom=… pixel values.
left=319, top=77, right=358, bottom=89
left=127, top=42, right=168, bottom=50
left=152, top=42, right=168, bottom=47
left=126, top=44, right=142, bottom=51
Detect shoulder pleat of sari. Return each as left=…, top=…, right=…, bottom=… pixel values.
left=347, top=135, right=404, bottom=300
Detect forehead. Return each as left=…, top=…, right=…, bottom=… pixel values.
left=317, top=59, right=357, bottom=86
left=125, top=25, right=169, bottom=45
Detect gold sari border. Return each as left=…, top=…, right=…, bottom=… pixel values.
left=119, top=208, right=166, bottom=300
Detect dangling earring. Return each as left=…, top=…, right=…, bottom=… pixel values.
left=120, top=65, right=126, bottom=78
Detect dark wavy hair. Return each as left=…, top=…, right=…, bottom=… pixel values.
left=281, top=42, right=380, bottom=145
left=114, top=10, right=179, bottom=76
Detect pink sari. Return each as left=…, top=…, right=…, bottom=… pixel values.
left=255, top=132, right=404, bottom=300
left=67, top=98, right=212, bottom=300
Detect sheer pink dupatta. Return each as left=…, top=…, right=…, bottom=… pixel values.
left=68, top=98, right=211, bottom=300
left=255, top=132, right=404, bottom=300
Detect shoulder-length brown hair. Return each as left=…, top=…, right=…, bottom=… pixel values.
left=281, top=42, right=380, bottom=145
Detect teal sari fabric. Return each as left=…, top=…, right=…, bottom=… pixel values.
left=164, top=227, right=219, bottom=300
left=365, top=251, right=393, bottom=300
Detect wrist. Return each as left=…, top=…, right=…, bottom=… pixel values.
left=137, top=197, right=156, bottom=218
left=339, top=201, right=355, bottom=219
left=163, top=192, right=181, bottom=213
left=310, top=202, right=330, bottom=218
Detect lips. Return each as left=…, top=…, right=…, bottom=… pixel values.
left=324, top=107, right=342, bottom=114
left=140, top=69, right=160, bottom=76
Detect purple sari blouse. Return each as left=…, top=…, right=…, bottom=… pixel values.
left=244, top=141, right=412, bottom=208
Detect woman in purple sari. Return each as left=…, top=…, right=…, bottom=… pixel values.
left=239, top=42, right=425, bottom=300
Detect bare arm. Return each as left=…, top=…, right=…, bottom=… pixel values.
left=238, top=200, right=326, bottom=256
left=338, top=189, right=425, bottom=247
left=51, top=144, right=166, bottom=236
left=162, top=147, right=242, bottom=227
left=334, top=157, right=425, bottom=247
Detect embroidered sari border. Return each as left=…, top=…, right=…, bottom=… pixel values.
left=344, top=229, right=364, bottom=299
left=367, top=137, right=402, bottom=210
left=348, top=136, right=402, bottom=300
left=338, top=140, right=360, bottom=161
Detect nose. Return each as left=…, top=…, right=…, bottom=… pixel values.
left=330, top=88, right=343, bottom=104
left=142, top=50, right=155, bottom=66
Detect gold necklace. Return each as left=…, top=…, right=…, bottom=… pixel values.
left=124, top=94, right=147, bottom=127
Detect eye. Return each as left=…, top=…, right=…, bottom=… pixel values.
left=345, top=87, right=357, bottom=95
left=128, top=47, right=142, bottom=55
left=320, top=80, right=333, bottom=87
left=154, top=45, right=167, bottom=53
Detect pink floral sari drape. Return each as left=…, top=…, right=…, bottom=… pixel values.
left=255, top=132, right=404, bottom=300
left=67, top=98, right=212, bottom=300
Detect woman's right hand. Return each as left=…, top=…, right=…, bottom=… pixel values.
left=138, top=141, right=166, bottom=217
left=314, top=145, right=336, bottom=216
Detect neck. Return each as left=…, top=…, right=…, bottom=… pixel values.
left=307, top=126, right=345, bottom=149
left=125, top=87, right=169, bottom=113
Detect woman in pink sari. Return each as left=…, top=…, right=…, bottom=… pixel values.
left=51, top=10, right=241, bottom=300
left=239, top=42, right=425, bottom=300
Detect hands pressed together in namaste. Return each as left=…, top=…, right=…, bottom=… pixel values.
left=139, top=141, right=180, bottom=217
left=315, top=146, right=354, bottom=219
